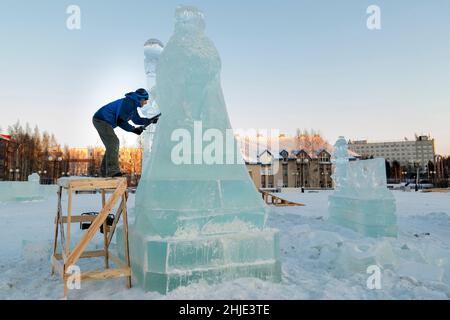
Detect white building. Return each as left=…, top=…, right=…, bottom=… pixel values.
left=348, top=135, right=435, bottom=169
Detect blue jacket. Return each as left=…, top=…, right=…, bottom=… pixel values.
left=93, top=92, right=152, bottom=132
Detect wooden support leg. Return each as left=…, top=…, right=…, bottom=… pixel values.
left=52, top=216, right=59, bottom=275
left=66, top=190, right=72, bottom=257
left=121, top=193, right=132, bottom=288
left=102, top=190, right=109, bottom=268
left=103, top=221, right=109, bottom=269
left=52, top=187, right=62, bottom=275
left=63, top=272, right=68, bottom=299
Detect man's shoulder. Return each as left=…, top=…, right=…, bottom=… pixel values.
left=101, top=98, right=124, bottom=108
left=122, top=96, right=139, bottom=109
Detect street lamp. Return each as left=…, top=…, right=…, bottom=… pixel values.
left=15, top=168, right=20, bottom=181
left=430, top=170, right=436, bottom=185
left=296, top=157, right=309, bottom=189
left=321, top=171, right=329, bottom=189
left=402, top=171, right=408, bottom=183
left=9, top=168, right=13, bottom=181
left=291, top=172, right=299, bottom=188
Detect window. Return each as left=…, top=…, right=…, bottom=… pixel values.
left=319, top=153, right=330, bottom=163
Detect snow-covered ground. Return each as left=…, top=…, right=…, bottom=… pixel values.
left=0, top=190, right=449, bottom=300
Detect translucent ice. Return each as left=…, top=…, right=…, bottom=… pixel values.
left=0, top=173, right=45, bottom=202
left=328, top=137, right=397, bottom=237
left=142, top=38, right=164, bottom=168
left=120, top=6, right=281, bottom=293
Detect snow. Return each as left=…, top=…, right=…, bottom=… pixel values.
left=1, top=190, right=449, bottom=300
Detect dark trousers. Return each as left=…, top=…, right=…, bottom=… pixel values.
left=92, top=118, right=120, bottom=177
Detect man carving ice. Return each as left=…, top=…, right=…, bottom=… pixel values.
left=92, top=88, right=160, bottom=177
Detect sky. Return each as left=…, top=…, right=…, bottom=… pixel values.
left=0, top=0, right=449, bottom=154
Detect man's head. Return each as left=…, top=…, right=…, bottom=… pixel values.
left=135, top=88, right=149, bottom=107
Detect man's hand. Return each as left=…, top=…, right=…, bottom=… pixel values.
left=133, top=126, right=145, bottom=135
left=150, top=115, right=160, bottom=124
left=149, top=113, right=161, bottom=124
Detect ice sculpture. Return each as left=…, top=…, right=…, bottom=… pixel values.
left=328, top=137, right=397, bottom=237
left=0, top=173, right=44, bottom=202
left=141, top=39, right=164, bottom=168
left=117, top=6, right=280, bottom=293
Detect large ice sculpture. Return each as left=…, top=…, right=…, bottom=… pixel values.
left=117, top=6, right=281, bottom=293
left=328, top=137, right=397, bottom=237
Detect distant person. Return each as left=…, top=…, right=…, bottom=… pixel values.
left=92, top=88, right=160, bottom=177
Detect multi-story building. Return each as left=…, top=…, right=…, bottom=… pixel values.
left=241, top=134, right=335, bottom=189
left=246, top=148, right=333, bottom=189
left=0, top=134, right=16, bottom=181
left=0, top=135, right=11, bottom=180
left=348, top=135, right=435, bottom=169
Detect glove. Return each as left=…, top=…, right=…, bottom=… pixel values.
left=133, top=126, right=145, bottom=135
left=151, top=117, right=159, bottom=124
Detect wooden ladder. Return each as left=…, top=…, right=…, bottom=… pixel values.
left=51, top=177, right=131, bottom=299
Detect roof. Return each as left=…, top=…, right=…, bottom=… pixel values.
left=0, top=134, right=11, bottom=141
left=237, top=134, right=359, bottom=164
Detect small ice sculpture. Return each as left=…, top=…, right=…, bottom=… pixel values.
left=141, top=39, right=164, bottom=168
left=328, top=137, right=397, bottom=237
left=117, top=6, right=281, bottom=293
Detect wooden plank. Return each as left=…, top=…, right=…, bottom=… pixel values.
left=63, top=274, right=68, bottom=299
left=101, top=189, right=109, bottom=267
left=66, top=189, right=72, bottom=256
left=103, top=224, right=109, bottom=268
left=106, top=199, right=124, bottom=247
left=51, top=187, right=62, bottom=275
left=58, top=190, right=66, bottom=258
left=80, top=268, right=131, bottom=281
left=67, top=178, right=125, bottom=191
left=66, top=179, right=127, bottom=267
left=121, top=192, right=132, bottom=288
left=102, top=190, right=106, bottom=207
left=62, top=216, right=97, bottom=223
left=56, top=250, right=105, bottom=260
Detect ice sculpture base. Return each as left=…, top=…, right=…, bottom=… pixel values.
left=117, top=226, right=281, bottom=294
left=329, top=195, right=397, bottom=238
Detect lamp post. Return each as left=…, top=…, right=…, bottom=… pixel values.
left=402, top=171, right=408, bottom=183
left=15, top=168, right=20, bottom=181
left=48, top=156, right=63, bottom=184
left=292, top=172, right=299, bottom=188
left=296, top=157, right=309, bottom=189
left=321, top=171, right=329, bottom=189
left=430, top=170, right=436, bottom=186
left=9, top=168, right=13, bottom=181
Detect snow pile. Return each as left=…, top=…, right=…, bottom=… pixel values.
left=0, top=191, right=449, bottom=299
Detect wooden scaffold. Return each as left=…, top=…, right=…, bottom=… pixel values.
left=259, top=189, right=306, bottom=207
left=51, top=177, right=131, bottom=298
